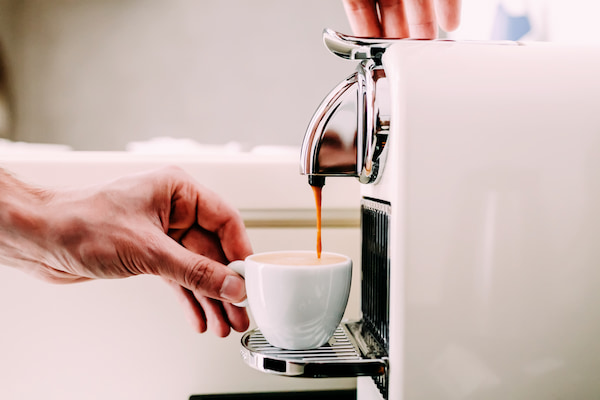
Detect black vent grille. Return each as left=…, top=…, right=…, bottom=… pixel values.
left=361, top=198, right=391, bottom=400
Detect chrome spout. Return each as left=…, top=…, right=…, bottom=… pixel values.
left=300, top=29, right=391, bottom=185
left=300, top=29, right=391, bottom=184
left=300, top=72, right=359, bottom=181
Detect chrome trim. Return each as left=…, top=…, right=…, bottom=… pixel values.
left=240, top=321, right=388, bottom=378
left=357, top=60, right=389, bottom=184
left=322, top=29, right=397, bottom=62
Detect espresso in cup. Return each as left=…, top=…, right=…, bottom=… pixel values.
left=250, top=251, right=346, bottom=266
left=230, top=250, right=352, bottom=350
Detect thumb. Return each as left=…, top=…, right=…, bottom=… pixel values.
left=156, top=236, right=246, bottom=303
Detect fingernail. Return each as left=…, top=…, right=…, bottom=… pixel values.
left=220, top=275, right=245, bottom=302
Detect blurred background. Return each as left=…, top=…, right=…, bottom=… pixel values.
left=0, top=0, right=599, bottom=151
left=451, top=0, right=600, bottom=43
left=0, top=0, right=351, bottom=150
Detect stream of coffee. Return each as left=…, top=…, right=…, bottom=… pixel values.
left=311, top=184, right=323, bottom=259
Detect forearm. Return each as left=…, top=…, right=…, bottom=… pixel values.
left=0, top=166, right=250, bottom=334
left=0, top=168, right=49, bottom=269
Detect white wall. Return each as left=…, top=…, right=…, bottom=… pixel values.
left=0, top=0, right=351, bottom=150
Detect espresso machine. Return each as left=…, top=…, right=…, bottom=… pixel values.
left=240, top=29, right=600, bottom=400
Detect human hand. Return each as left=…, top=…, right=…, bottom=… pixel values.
left=342, top=0, right=461, bottom=39
left=0, top=166, right=252, bottom=337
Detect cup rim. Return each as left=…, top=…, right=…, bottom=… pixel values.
left=246, top=250, right=350, bottom=267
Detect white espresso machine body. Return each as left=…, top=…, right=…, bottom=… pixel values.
left=359, top=40, right=600, bottom=400
left=241, top=31, right=600, bottom=400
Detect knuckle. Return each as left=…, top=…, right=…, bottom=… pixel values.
left=184, top=258, right=216, bottom=294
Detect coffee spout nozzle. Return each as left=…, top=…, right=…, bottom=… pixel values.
left=308, top=175, right=326, bottom=188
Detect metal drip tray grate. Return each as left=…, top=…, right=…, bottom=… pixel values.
left=240, top=321, right=388, bottom=378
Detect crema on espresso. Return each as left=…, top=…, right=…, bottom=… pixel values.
left=250, top=251, right=347, bottom=266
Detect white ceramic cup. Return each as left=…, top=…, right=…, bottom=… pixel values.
left=229, top=250, right=352, bottom=350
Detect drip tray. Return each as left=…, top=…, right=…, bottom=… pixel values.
left=240, top=320, right=388, bottom=378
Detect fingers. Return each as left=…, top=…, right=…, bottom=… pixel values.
left=378, top=0, right=409, bottom=38
left=174, top=240, right=246, bottom=302
left=342, top=0, right=382, bottom=37
left=163, top=279, right=249, bottom=337
left=138, top=167, right=251, bottom=335
left=147, top=227, right=244, bottom=305
left=168, top=220, right=250, bottom=336
left=179, top=226, right=226, bottom=264
left=169, top=250, right=248, bottom=335
left=196, top=296, right=249, bottom=337
left=196, top=295, right=232, bottom=337
left=168, top=168, right=251, bottom=300
left=176, top=226, right=246, bottom=304
left=342, top=0, right=461, bottom=38
left=191, top=187, right=253, bottom=263
left=434, top=0, right=461, bottom=32
left=165, top=167, right=253, bottom=263
left=403, top=0, right=437, bottom=39
left=222, top=301, right=250, bottom=332
left=164, top=279, right=208, bottom=333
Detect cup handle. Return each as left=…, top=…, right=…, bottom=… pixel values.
left=228, top=260, right=248, bottom=308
